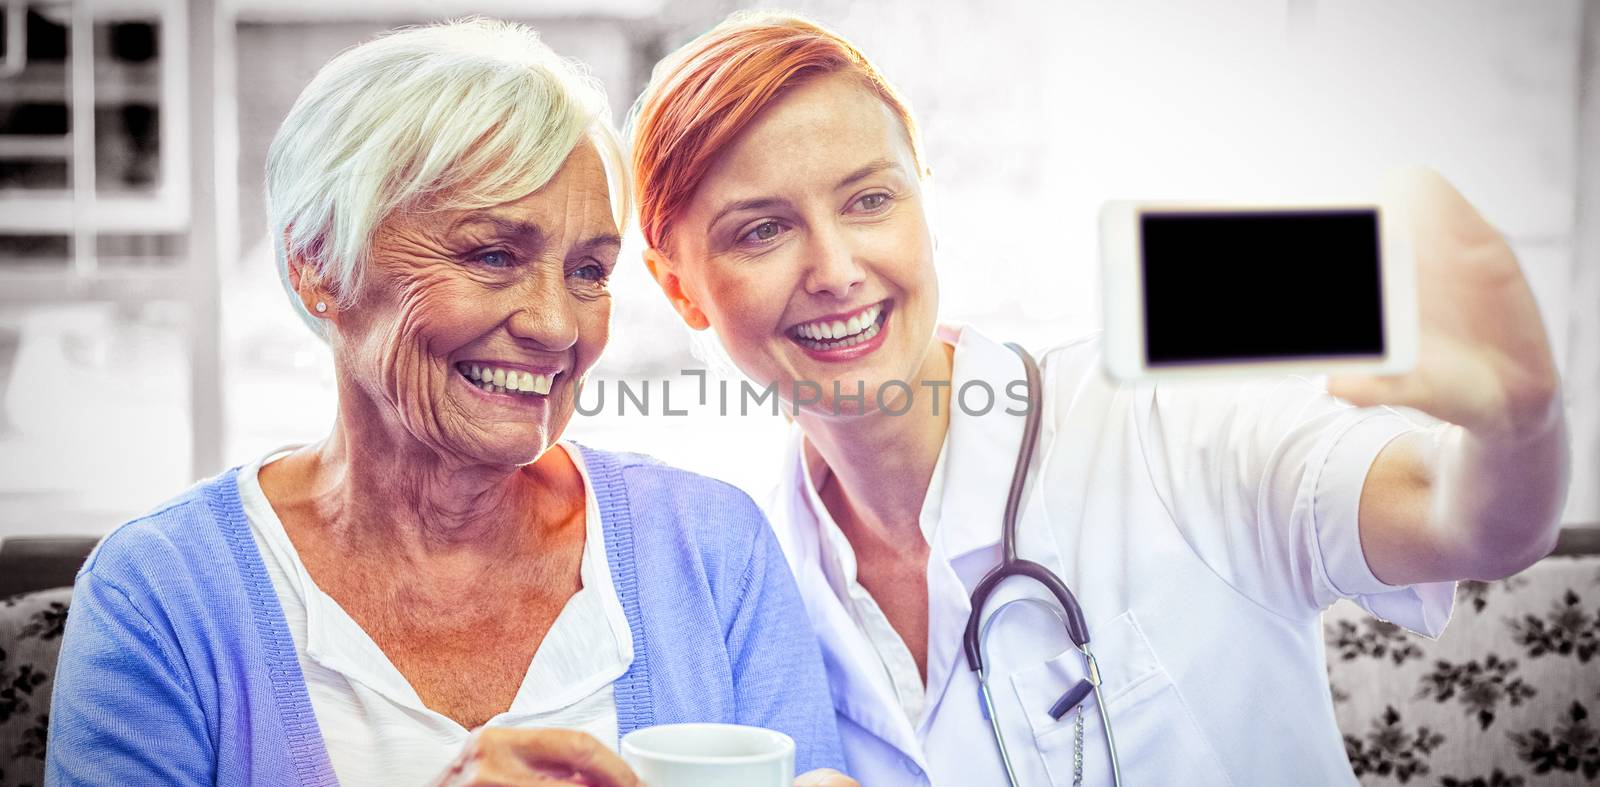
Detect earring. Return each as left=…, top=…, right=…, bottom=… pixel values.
left=315, top=301, right=327, bottom=313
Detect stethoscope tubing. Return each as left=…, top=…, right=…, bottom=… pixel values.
left=964, top=343, right=1124, bottom=787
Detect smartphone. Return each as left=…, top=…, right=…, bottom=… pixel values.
left=1099, top=201, right=1416, bottom=381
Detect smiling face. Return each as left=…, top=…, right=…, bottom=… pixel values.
left=322, top=141, right=619, bottom=467
left=656, top=72, right=940, bottom=415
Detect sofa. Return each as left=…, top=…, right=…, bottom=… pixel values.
left=0, top=537, right=83, bottom=787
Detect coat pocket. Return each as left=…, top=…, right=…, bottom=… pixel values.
left=1006, top=609, right=1232, bottom=786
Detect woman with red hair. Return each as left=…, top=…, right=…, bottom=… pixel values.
left=630, top=11, right=1569, bottom=786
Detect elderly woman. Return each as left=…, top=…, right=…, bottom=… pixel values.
left=628, top=12, right=1570, bottom=787
left=45, top=19, right=848, bottom=787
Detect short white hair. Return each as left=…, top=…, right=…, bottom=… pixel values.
left=265, top=18, right=629, bottom=338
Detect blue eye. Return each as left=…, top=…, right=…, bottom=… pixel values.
left=739, top=220, right=784, bottom=245
left=570, top=262, right=608, bottom=283
left=854, top=193, right=890, bottom=212
left=474, top=249, right=515, bottom=268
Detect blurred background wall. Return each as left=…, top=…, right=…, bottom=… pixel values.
left=0, top=0, right=1595, bottom=538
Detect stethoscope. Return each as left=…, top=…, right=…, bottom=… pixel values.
left=962, top=343, right=1124, bottom=787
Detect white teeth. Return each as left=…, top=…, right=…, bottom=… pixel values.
left=793, top=304, right=884, bottom=344
left=456, top=362, right=557, bottom=397
left=796, top=302, right=889, bottom=345
left=793, top=314, right=882, bottom=350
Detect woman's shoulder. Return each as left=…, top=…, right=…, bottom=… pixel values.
left=79, top=469, right=246, bottom=595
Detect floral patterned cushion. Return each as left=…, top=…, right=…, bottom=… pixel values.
left=1326, top=555, right=1600, bottom=786
left=0, top=587, right=70, bottom=787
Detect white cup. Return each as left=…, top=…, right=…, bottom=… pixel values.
left=620, top=723, right=795, bottom=787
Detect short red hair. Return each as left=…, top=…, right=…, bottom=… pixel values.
left=629, top=11, right=925, bottom=251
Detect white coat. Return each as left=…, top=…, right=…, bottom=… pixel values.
left=764, top=323, right=1453, bottom=786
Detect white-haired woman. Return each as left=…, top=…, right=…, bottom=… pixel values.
left=45, top=20, right=850, bottom=787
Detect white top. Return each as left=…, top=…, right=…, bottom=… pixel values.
left=767, top=323, right=1455, bottom=787
left=238, top=443, right=633, bottom=786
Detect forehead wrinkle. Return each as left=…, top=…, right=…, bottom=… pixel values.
left=517, top=149, right=618, bottom=261
left=451, top=214, right=548, bottom=252
left=562, top=167, right=619, bottom=238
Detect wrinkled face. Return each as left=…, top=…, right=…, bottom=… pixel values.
left=330, top=142, right=619, bottom=466
left=664, top=72, right=939, bottom=415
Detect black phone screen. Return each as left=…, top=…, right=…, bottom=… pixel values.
left=1139, top=209, right=1385, bottom=366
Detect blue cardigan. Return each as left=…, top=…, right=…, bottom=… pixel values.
left=46, top=445, right=844, bottom=785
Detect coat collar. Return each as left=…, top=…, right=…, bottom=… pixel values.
left=765, top=427, right=925, bottom=759
left=762, top=323, right=1062, bottom=762
left=930, top=322, right=1033, bottom=563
